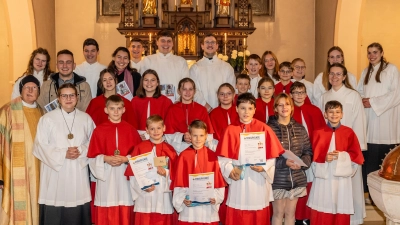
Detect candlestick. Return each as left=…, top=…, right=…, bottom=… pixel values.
left=149, top=33, right=152, bottom=42
left=224, top=33, right=227, bottom=42
left=243, top=38, right=246, bottom=46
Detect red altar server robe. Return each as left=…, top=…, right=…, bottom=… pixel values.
left=209, top=105, right=238, bottom=141
left=124, top=140, right=178, bottom=225
left=254, top=98, right=274, bottom=123
left=131, top=95, right=173, bottom=130
left=172, top=146, right=226, bottom=225
left=292, top=103, right=326, bottom=220
left=216, top=119, right=284, bottom=225
left=307, top=125, right=364, bottom=225
left=164, top=102, right=215, bottom=154
left=86, top=94, right=135, bottom=126
left=87, top=120, right=141, bottom=225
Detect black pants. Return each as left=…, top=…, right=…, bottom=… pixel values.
left=39, top=202, right=91, bottom=225
left=362, top=143, right=397, bottom=192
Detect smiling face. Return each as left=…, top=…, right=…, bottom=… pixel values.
left=258, top=81, right=274, bottom=102
left=236, top=102, right=255, bottom=124
left=105, top=102, right=125, bottom=123
left=33, top=53, right=48, bottom=73
left=263, top=54, right=276, bottom=71
left=57, top=54, right=75, bottom=79
left=146, top=121, right=165, bottom=142
left=236, top=78, right=250, bottom=95
left=102, top=72, right=116, bottom=92
left=178, top=81, right=195, bottom=103
left=130, top=41, right=144, bottom=60
left=156, top=36, right=173, bottom=55
left=246, top=59, right=262, bottom=76
left=367, top=46, right=384, bottom=66
left=201, top=36, right=218, bottom=57
left=21, top=82, right=39, bottom=104
left=328, top=50, right=344, bottom=65
left=83, top=45, right=98, bottom=64
left=324, top=107, right=343, bottom=127
left=143, top=73, right=159, bottom=96
left=329, top=66, right=346, bottom=90
left=275, top=97, right=292, bottom=119
left=292, top=60, right=306, bottom=81
left=278, top=66, right=293, bottom=82
left=290, top=87, right=307, bottom=106
left=218, top=86, right=234, bottom=107
left=190, top=127, right=207, bottom=150
left=58, top=87, right=78, bottom=112
left=113, top=50, right=130, bottom=71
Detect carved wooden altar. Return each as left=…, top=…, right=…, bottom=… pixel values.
left=117, top=0, right=256, bottom=60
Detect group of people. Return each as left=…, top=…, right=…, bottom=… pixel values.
left=0, top=29, right=399, bottom=225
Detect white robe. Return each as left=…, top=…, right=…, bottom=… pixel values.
left=89, top=156, right=133, bottom=207
left=140, top=52, right=189, bottom=102
left=130, top=59, right=143, bottom=72
left=307, top=132, right=358, bottom=215
left=313, top=72, right=357, bottom=106
left=357, top=63, right=400, bottom=144
left=33, top=108, right=94, bottom=207
left=291, top=78, right=315, bottom=104
left=319, top=85, right=367, bottom=224
left=130, top=152, right=174, bottom=214
left=173, top=187, right=224, bottom=223
left=249, top=75, right=262, bottom=98
left=11, top=70, right=44, bottom=99
left=218, top=156, right=275, bottom=210
left=74, top=61, right=107, bottom=98
left=190, top=55, right=235, bottom=108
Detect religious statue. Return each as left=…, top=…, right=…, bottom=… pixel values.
left=181, top=0, right=192, bottom=5
left=217, top=0, right=230, bottom=15
left=143, top=0, right=157, bottom=15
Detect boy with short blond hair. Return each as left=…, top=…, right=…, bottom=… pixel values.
left=234, top=74, right=251, bottom=104
left=245, top=54, right=262, bottom=97
left=87, top=95, right=142, bottom=225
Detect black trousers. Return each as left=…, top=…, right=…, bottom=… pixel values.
left=39, top=202, right=91, bottom=225
left=362, top=143, right=397, bottom=192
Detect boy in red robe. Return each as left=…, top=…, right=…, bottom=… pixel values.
left=87, top=95, right=142, bottom=225
left=234, top=74, right=251, bottom=105
left=216, top=93, right=284, bottom=225
left=290, top=82, right=325, bottom=225
left=125, top=115, right=178, bottom=225
left=307, top=101, right=364, bottom=225
left=173, top=120, right=226, bottom=225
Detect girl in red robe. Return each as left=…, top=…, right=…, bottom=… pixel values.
left=125, top=115, right=178, bottom=225
left=132, top=69, right=173, bottom=140
left=209, top=83, right=238, bottom=141
left=254, top=77, right=275, bottom=123
left=164, top=78, right=215, bottom=154
left=172, top=120, right=226, bottom=225
left=86, top=68, right=135, bottom=126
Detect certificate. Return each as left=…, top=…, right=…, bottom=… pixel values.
left=188, top=172, right=214, bottom=204
left=238, top=132, right=267, bottom=166
left=129, top=152, right=159, bottom=190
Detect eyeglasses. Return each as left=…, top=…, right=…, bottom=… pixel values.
left=204, top=41, right=217, bottom=46
left=218, top=92, right=233, bottom=97
left=22, top=86, right=38, bottom=91
left=294, top=66, right=306, bottom=70
left=291, top=91, right=306, bottom=96
left=329, top=72, right=344, bottom=77
left=57, top=60, right=73, bottom=66
left=279, top=70, right=292, bottom=74
left=60, top=94, right=77, bottom=99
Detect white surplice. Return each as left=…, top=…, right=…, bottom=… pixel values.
left=307, top=133, right=358, bottom=215
left=291, top=78, right=315, bottom=104
left=33, top=108, right=94, bottom=207
left=140, top=52, right=189, bottom=100
left=11, top=70, right=44, bottom=99
left=173, top=187, right=224, bottom=223
left=74, top=61, right=107, bottom=98
left=319, top=85, right=367, bottom=224
left=218, top=157, right=275, bottom=210
left=130, top=59, right=143, bottom=72
left=190, top=55, right=236, bottom=108
left=357, top=63, right=400, bottom=144
left=89, top=156, right=133, bottom=207
left=313, top=72, right=357, bottom=106
left=249, top=75, right=262, bottom=99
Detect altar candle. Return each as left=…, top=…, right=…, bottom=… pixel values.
left=149, top=33, right=152, bottom=42
left=175, top=0, right=177, bottom=6
left=224, top=33, right=227, bottom=42
left=243, top=38, right=246, bottom=46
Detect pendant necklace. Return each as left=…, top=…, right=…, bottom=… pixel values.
left=61, top=109, right=76, bottom=139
